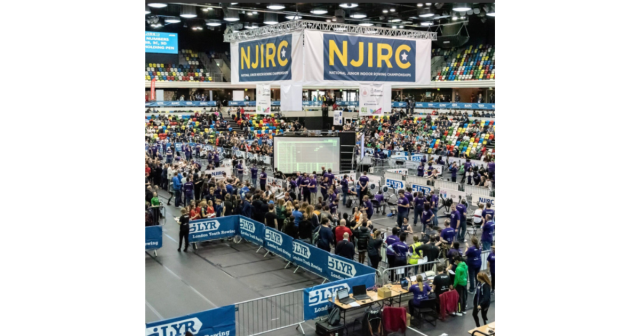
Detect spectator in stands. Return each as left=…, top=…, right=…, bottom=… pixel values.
left=335, top=232, right=355, bottom=260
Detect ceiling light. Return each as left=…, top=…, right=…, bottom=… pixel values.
left=264, top=13, right=278, bottom=25
left=392, top=25, right=398, bottom=29
left=419, top=8, right=434, bottom=17
left=326, top=19, right=331, bottom=22
left=417, top=3, right=423, bottom=7
left=389, top=18, right=401, bottom=22
left=201, top=7, right=210, bottom=12
left=246, top=12, right=253, bottom=16
left=390, top=8, right=396, bottom=12
left=148, top=3, right=167, bottom=8
left=267, top=4, right=285, bottom=10
left=180, top=5, right=197, bottom=19
left=399, top=25, right=404, bottom=28
left=192, top=25, right=203, bottom=31
left=165, top=16, right=181, bottom=24
left=359, top=22, right=373, bottom=26
left=425, top=3, right=432, bottom=5
left=382, top=9, right=388, bottom=14
left=145, top=5, right=151, bottom=15
left=246, top=23, right=259, bottom=29
left=230, top=2, right=238, bottom=5
left=252, top=11, right=257, bottom=15
left=452, top=15, right=458, bottom=21
left=473, top=8, right=480, bottom=14
left=332, top=17, right=337, bottom=22
left=339, top=3, right=358, bottom=9
left=453, top=3, right=471, bottom=12
left=205, top=19, right=221, bottom=26
left=351, top=12, right=367, bottom=19
left=285, top=14, right=301, bottom=20
left=333, top=27, right=347, bottom=32
left=224, top=10, right=240, bottom=21
left=420, top=21, right=432, bottom=26
left=401, top=20, right=412, bottom=24
left=311, top=8, right=328, bottom=15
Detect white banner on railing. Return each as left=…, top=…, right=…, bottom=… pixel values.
left=333, top=110, right=343, bottom=126
left=386, top=168, right=408, bottom=176
left=471, top=193, right=495, bottom=208
left=256, top=84, right=271, bottom=114
left=439, top=188, right=466, bottom=204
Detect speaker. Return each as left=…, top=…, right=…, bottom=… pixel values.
left=434, top=22, right=470, bottom=48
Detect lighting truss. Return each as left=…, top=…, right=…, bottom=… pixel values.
left=223, top=20, right=437, bottom=42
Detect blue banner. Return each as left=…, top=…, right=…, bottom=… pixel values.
left=326, top=253, right=376, bottom=282
left=189, top=217, right=237, bottom=243
left=323, top=34, right=416, bottom=82
left=411, top=183, right=435, bottom=195
left=385, top=178, right=405, bottom=190
left=146, top=304, right=236, bottom=336
left=415, top=102, right=495, bottom=110
left=264, top=226, right=293, bottom=261
left=303, top=274, right=376, bottom=320
left=145, top=225, right=163, bottom=250
left=238, top=34, right=292, bottom=82
left=238, top=216, right=265, bottom=247
left=292, top=240, right=327, bottom=276
left=145, top=101, right=217, bottom=107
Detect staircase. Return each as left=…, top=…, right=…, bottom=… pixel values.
left=430, top=56, right=446, bottom=80
left=214, top=54, right=231, bottom=82
left=199, top=52, right=225, bottom=82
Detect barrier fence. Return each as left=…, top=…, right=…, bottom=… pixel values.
left=235, top=289, right=305, bottom=336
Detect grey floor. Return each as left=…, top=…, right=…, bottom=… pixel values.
left=146, top=169, right=495, bottom=335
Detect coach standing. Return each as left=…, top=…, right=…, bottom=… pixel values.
left=259, top=168, right=267, bottom=191
left=358, top=171, right=369, bottom=205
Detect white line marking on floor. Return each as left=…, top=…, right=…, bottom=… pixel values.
left=162, top=265, right=217, bottom=308
left=164, top=233, right=178, bottom=243
left=146, top=300, right=164, bottom=320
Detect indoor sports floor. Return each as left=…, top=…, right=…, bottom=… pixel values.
left=146, top=169, right=495, bottom=335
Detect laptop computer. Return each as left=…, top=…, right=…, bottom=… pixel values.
left=352, top=285, right=371, bottom=301
left=336, top=288, right=355, bottom=304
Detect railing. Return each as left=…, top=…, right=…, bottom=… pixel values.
left=377, top=259, right=443, bottom=286
left=235, top=289, right=305, bottom=336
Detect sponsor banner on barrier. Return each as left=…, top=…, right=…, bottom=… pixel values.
left=385, top=177, right=405, bottom=190
left=146, top=304, right=236, bottom=336
left=145, top=101, right=217, bottom=107
left=414, top=102, right=496, bottom=110
left=145, top=225, right=163, bottom=250
left=189, top=217, right=237, bottom=243
left=411, top=183, right=435, bottom=195
left=472, top=194, right=496, bottom=208
left=303, top=274, right=376, bottom=320
left=238, top=217, right=265, bottom=247
left=204, top=166, right=233, bottom=180
left=439, top=188, right=466, bottom=204
left=386, top=168, right=408, bottom=176
left=292, top=240, right=326, bottom=276
left=326, top=254, right=374, bottom=281
left=264, top=226, right=293, bottom=261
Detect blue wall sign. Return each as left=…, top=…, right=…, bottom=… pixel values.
left=188, top=217, right=236, bottom=243
left=264, top=226, right=293, bottom=261
left=145, top=31, right=178, bottom=54
left=303, top=274, right=376, bottom=320
left=146, top=304, right=236, bottom=336
left=238, top=217, right=265, bottom=246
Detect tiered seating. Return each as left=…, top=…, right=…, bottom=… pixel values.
left=145, top=114, right=222, bottom=142
left=247, top=115, right=282, bottom=139
left=145, top=49, right=213, bottom=82
left=432, top=44, right=495, bottom=81
left=368, top=115, right=495, bottom=158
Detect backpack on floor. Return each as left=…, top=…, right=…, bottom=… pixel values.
left=361, top=307, right=383, bottom=336
left=346, top=199, right=353, bottom=208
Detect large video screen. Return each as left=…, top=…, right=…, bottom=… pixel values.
left=145, top=32, right=178, bottom=54
left=274, top=137, right=340, bottom=174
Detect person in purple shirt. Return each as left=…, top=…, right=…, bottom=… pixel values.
left=449, top=162, right=458, bottom=183
left=465, top=238, right=482, bottom=293
left=320, top=176, right=329, bottom=199
left=363, top=196, right=374, bottom=219
left=464, top=159, right=472, bottom=173
left=296, top=172, right=304, bottom=201
left=417, top=163, right=425, bottom=177
left=388, top=233, right=410, bottom=269
left=309, top=175, right=318, bottom=204
left=396, top=190, right=410, bottom=227
left=450, top=205, right=461, bottom=241
left=250, top=165, right=258, bottom=187
left=481, top=215, right=495, bottom=251
left=487, top=246, right=495, bottom=291
left=413, top=192, right=426, bottom=226
left=329, top=199, right=338, bottom=215
left=385, top=227, right=401, bottom=270
left=421, top=154, right=427, bottom=164
left=301, top=173, right=311, bottom=203
left=420, top=207, right=434, bottom=234
left=358, top=172, right=369, bottom=205
left=487, top=161, right=495, bottom=179
left=430, top=190, right=439, bottom=227
left=374, top=191, right=385, bottom=214
left=340, top=175, right=350, bottom=206
left=325, top=169, right=335, bottom=185
left=455, top=201, right=467, bottom=243
left=482, top=203, right=495, bottom=222
left=440, top=219, right=456, bottom=245
left=236, top=162, right=244, bottom=183
left=213, top=152, right=220, bottom=167
left=259, top=168, right=267, bottom=191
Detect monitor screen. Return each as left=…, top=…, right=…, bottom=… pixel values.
left=337, top=288, right=348, bottom=300
left=274, top=137, right=340, bottom=174
left=352, top=285, right=366, bottom=296
left=145, top=31, right=178, bottom=54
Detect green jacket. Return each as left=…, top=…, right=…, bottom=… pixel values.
left=453, top=261, right=468, bottom=288
left=150, top=197, right=160, bottom=206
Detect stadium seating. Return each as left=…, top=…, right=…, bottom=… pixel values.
left=145, top=49, right=214, bottom=82
left=432, top=44, right=495, bottom=81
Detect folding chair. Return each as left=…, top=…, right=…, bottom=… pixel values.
left=413, top=298, right=438, bottom=327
